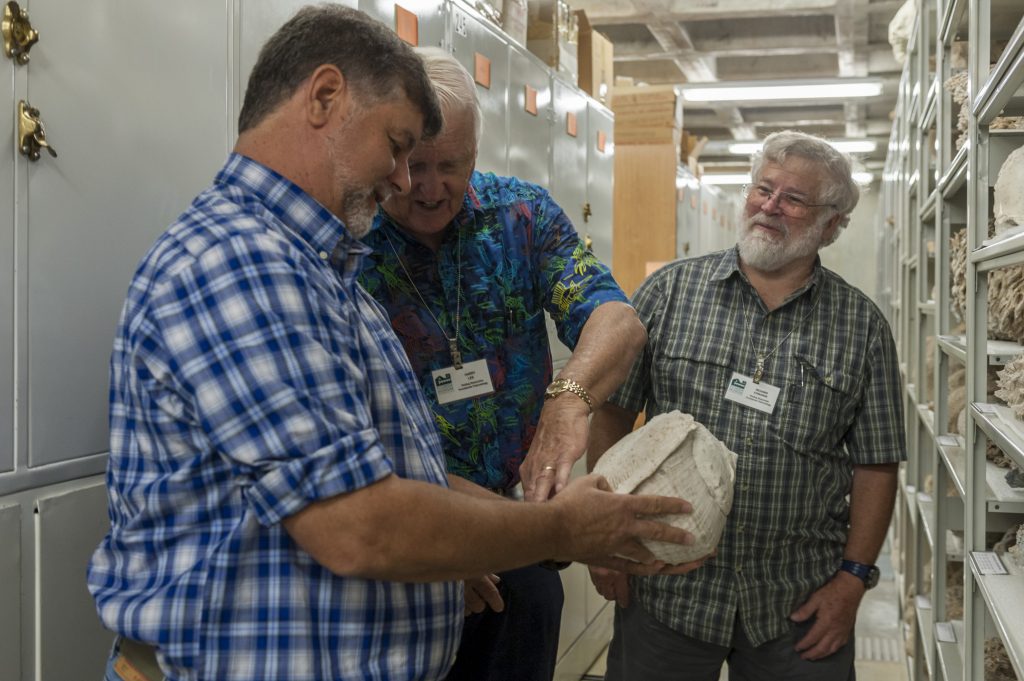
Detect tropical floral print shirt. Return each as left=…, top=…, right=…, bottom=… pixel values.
left=361, top=171, right=628, bottom=490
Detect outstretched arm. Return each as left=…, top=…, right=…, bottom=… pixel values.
left=520, top=302, right=646, bottom=501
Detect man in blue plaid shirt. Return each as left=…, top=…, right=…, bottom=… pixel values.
left=589, top=131, right=905, bottom=681
left=87, top=6, right=699, bottom=681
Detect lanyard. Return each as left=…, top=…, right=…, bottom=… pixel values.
left=383, top=227, right=464, bottom=368
left=745, top=292, right=820, bottom=384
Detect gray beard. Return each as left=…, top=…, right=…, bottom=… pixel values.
left=736, top=213, right=828, bottom=272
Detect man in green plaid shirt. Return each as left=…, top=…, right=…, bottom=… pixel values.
left=589, top=130, right=905, bottom=681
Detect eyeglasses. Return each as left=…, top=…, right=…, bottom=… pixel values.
left=742, top=183, right=835, bottom=218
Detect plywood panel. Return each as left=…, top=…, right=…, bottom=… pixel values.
left=612, top=145, right=679, bottom=296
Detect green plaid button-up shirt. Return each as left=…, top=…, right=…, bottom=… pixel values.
left=611, top=247, right=905, bottom=647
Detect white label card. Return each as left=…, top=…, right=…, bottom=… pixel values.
left=431, top=359, right=495, bottom=405
left=970, top=551, right=1008, bottom=575
left=937, top=435, right=958, bottom=447
left=915, top=594, right=931, bottom=610
left=976, top=403, right=997, bottom=415
left=723, top=372, right=780, bottom=414
left=935, top=622, right=957, bottom=643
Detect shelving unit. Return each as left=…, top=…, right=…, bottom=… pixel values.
left=882, top=1, right=1024, bottom=679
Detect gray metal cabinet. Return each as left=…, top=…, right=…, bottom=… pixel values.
left=359, top=0, right=447, bottom=49
left=585, top=101, right=613, bottom=268
left=21, top=1, right=230, bottom=469
left=0, top=504, right=21, bottom=681
left=545, top=76, right=588, bottom=365
left=448, top=2, right=508, bottom=175
left=37, top=483, right=111, bottom=680
left=507, top=47, right=551, bottom=187
left=1, top=39, right=11, bottom=474
left=676, top=169, right=701, bottom=258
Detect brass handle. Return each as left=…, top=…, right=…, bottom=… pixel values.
left=584, top=234, right=593, bottom=250
left=3, top=1, right=38, bottom=65
left=18, top=100, right=57, bottom=161
left=582, top=202, right=592, bottom=224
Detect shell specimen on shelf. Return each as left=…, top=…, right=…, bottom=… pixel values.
left=985, top=637, right=1017, bottom=681
left=995, top=354, right=1024, bottom=418
left=950, top=229, right=968, bottom=320
left=994, top=144, right=1024, bottom=233
left=593, top=410, right=737, bottom=565
left=1008, top=524, right=1024, bottom=568
left=944, top=71, right=970, bottom=149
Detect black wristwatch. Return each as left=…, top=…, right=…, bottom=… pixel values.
left=838, top=559, right=880, bottom=589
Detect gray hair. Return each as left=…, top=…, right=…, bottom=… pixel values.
left=416, top=47, right=483, bottom=147
left=750, top=130, right=860, bottom=230
left=238, top=4, right=442, bottom=137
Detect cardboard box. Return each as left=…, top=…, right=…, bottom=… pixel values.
left=502, top=0, right=528, bottom=46
left=612, top=84, right=683, bottom=147
left=527, top=0, right=578, bottom=84
left=576, top=10, right=614, bottom=106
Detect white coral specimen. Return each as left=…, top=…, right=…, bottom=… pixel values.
left=994, top=144, right=1024, bottom=233
left=995, top=354, right=1024, bottom=418
left=593, top=411, right=738, bottom=564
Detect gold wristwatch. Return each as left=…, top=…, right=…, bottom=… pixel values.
left=544, top=377, right=593, bottom=413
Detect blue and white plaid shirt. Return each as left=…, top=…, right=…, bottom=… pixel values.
left=88, top=154, right=462, bottom=681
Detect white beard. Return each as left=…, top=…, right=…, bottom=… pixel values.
left=737, top=211, right=829, bottom=272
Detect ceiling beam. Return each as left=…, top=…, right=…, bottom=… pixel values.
left=574, top=0, right=901, bottom=26
left=614, top=35, right=839, bottom=61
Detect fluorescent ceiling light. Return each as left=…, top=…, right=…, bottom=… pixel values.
left=681, top=79, right=883, bottom=103
left=701, top=173, right=751, bottom=185
left=853, top=172, right=874, bottom=184
left=727, top=139, right=878, bottom=155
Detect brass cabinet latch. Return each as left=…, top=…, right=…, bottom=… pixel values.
left=584, top=234, right=593, bottom=250
left=582, top=202, right=592, bottom=223
left=18, top=100, right=57, bottom=161
left=2, top=1, right=38, bottom=65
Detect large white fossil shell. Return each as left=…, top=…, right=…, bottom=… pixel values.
left=592, top=410, right=738, bottom=564
left=994, top=145, right=1024, bottom=233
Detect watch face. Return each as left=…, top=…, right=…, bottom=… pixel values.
left=866, top=566, right=880, bottom=589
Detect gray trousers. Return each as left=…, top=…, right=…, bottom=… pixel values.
left=605, top=604, right=856, bottom=681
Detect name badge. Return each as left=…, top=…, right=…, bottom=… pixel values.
left=724, top=372, right=780, bottom=414
left=432, top=359, right=495, bottom=405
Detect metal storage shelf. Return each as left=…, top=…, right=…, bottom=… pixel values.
left=884, top=3, right=1024, bottom=678
left=969, top=558, right=1024, bottom=680
left=973, top=15, right=1024, bottom=124
left=939, top=0, right=967, bottom=46
left=934, top=620, right=964, bottom=681
left=918, top=493, right=936, bottom=551
left=938, top=146, right=967, bottom=198
left=915, top=597, right=934, bottom=680
left=971, top=402, right=1024, bottom=471
left=935, top=335, right=1023, bottom=365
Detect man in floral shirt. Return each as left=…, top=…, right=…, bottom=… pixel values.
left=360, top=49, right=650, bottom=680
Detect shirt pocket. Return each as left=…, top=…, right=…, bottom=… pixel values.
left=653, top=336, right=733, bottom=429
left=776, top=354, right=860, bottom=454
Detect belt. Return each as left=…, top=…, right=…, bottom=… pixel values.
left=112, top=637, right=163, bottom=681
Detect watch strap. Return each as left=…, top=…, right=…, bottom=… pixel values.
left=545, top=377, right=593, bottom=413
left=839, top=559, right=878, bottom=588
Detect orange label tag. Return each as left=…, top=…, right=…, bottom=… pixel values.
left=566, top=112, right=577, bottom=137
left=597, top=130, right=607, bottom=152
left=525, top=85, right=538, bottom=115
left=474, top=53, right=491, bottom=88
left=703, top=203, right=708, bottom=214
left=690, top=195, right=698, bottom=209
left=395, top=6, right=418, bottom=46
left=113, top=657, right=152, bottom=681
